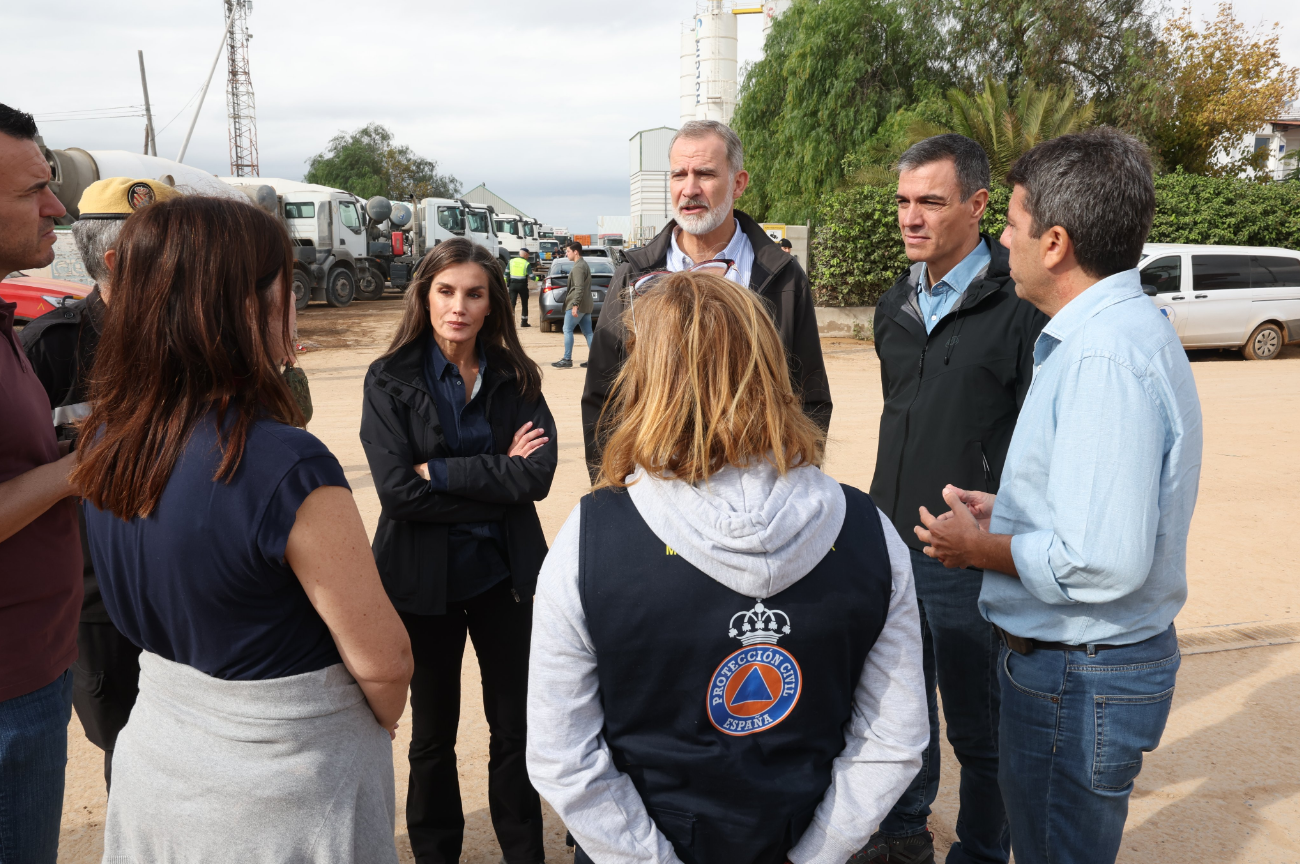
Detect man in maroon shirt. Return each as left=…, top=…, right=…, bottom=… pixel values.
left=0, top=103, right=83, bottom=864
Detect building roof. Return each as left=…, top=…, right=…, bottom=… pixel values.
left=460, top=184, right=530, bottom=220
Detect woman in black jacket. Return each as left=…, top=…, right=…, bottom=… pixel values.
left=361, top=237, right=556, bottom=864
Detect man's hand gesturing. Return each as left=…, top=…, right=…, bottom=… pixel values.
left=914, top=485, right=1017, bottom=575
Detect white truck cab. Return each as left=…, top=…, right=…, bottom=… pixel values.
left=521, top=217, right=540, bottom=255
left=462, top=202, right=508, bottom=268
left=221, top=177, right=384, bottom=309
left=494, top=213, right=525, bottom=257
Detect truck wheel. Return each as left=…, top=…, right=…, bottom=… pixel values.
left=355, top=269, right=384, bottom=302
left=1242, top=322, right=1283, bottom=360
left=324, top=268, right=355, bottom=307
left=292, top=271, right=311, bottom=311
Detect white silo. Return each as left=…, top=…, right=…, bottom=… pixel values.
left=680, top=25, right=698, bottom=126
left=694, top=1, right=738, bottom=124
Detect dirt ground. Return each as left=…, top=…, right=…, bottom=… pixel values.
left=57, top=291, right=1300, bottom=862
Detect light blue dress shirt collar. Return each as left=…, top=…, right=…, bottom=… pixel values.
left=917, top=238, right=991, bottom=333
left=1032, top=268, right=1144, bottom=369
left=667, top=218, right=754, bottom=289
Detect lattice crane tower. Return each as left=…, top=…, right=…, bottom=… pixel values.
left=225, top=0, right=259, bottom=176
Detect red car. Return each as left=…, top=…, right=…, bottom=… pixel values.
left=0, top=274, right=92, bottom=326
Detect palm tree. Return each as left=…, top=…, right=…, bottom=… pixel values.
left=909, top=79, right=1097, bottom=183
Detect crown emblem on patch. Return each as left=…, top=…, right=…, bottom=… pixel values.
left=728, top=600, right=791, bottom=646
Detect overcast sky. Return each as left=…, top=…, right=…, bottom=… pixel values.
left=5, top=0, right=1295, bottom=234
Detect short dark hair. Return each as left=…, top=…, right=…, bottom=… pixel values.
left=778, top=238, right=792, bottom=248
left=566, top=240, right=583, bottom=253
left=896, top=134, right=990, bottom=201
left=1007, top=128, right=1154, bottom=279
left=0, top=104, right=38, bottom=141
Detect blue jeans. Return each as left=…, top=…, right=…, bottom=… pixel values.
left=0, top=670, right=73, bottom=863
left=998, top=625, right=1179, bottom=864
left=880, top=550, right=1008, bottom=864
left=562, top=311, right=593, bottom=360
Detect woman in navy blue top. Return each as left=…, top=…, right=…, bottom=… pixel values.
left=73, top=196, right=413, bottom=862
left=361, top=237, right=556, bottom=864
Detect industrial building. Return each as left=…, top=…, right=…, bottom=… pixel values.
left=461, top=184, right=532, bottom=220
left=628, top=126, right=676, bottom=244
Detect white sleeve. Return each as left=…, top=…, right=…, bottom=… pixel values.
left=525, top=506, right=685, bottom=864
left=788, top=508, right=929, bottom=864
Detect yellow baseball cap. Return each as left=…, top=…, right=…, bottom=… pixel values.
left=77, top=177, right=180, bottom=220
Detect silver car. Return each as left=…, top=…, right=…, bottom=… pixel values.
left=537, top=257, right=617, bottom=333
left=1139, top=243, right=1300, bottom=360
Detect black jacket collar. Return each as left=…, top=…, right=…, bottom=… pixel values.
left=372, top=331, right=512, bottom=398
left=883, top=234, right=1012, bottom=336
left=623, top=209, right=792, bottom=294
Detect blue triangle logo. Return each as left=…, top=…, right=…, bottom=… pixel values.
left=730, top=666, right=775, bottom=706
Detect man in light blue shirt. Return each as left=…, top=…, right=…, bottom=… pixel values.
left=915, top=129, right=1202, bottom=864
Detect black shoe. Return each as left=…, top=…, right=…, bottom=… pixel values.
left=880, top=829, right=935, bottom=864
left=520, top=320, right=531, bottom=328
left=848, top=831, right=890, bottom=862
left=580, top=362, right=588, bottom=367
left=552, top=358, right=573, bottom=368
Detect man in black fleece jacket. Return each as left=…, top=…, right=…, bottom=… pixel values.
left=865, top=136, right=1046, bottom=864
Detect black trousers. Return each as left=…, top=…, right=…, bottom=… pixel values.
left=71, top=621, right=142, bottom=791
left=508, top=279, right=529, bottom=320
left=401, top=580, right=543, bottom=864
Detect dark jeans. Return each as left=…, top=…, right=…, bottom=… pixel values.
left=401, top=580, right=543, bottom=864
left=0, top=670, right=73, bottom=864
left=998, top=625, right=1179, bottom=864
left=509, top=280, right=529, bottom=321
left=71, top=621, right=142, bottom=791
left=880, top=549, right=1009, bottom=864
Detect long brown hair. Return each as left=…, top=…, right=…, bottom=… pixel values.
left=382, top=237, right=541, bottom=401
left=596, top=271, right=824, bottom=488
left=72, top=195, right=300, bottom=518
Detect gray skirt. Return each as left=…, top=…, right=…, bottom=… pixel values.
left=103, top=652, right=398, bottom=864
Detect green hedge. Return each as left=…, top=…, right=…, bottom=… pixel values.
left=810, top=174, right=1300, bottom=307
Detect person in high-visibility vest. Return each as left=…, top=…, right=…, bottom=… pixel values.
left=507, top=248, right=534, bottom=328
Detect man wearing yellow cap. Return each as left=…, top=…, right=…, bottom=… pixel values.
left=19, top=176, right=177, bottom=792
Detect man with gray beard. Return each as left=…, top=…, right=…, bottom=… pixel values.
left=580, top=120, right=831, bottom=480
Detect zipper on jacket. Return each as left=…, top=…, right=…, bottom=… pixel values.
left=981, top=447, right=992, bottom=484
left=511, top=588, right=521, bottom=603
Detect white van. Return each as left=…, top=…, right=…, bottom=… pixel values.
left=1139, top=243, right=1300, bottom=360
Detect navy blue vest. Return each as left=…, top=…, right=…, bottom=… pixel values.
left=577, top=484, right=893, bottom=864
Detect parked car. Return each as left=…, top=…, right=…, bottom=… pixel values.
left=1139, top=244, right=1300, bottom=360
left=0, top=274, right=93, bottom=328
left=538, top=256, right=616, bottom=333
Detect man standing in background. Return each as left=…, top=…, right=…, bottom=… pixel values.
left=866, top=135, right=1046, bottom=864
left=553, top=241, right=592, bottom=369
left=0, top=102, right=83, bottom=864
left=22, top=177, right=178, bottom=792
left=508, top=247, right=533, bottom=327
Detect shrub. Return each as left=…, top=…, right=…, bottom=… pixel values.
left=811, top=174, right=1300, bottom=307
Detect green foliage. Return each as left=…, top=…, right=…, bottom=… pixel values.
left=841, top=84, right=954, bottom=186
left=305, top=123, right=460, bottom=202
left=922, top=79, right=1096, bottom=183
left=810, top=173, right=1300, bottom=307
left=732, top=0, right=940, bottom=224
left=1148, top=172, right=1300, bottom=247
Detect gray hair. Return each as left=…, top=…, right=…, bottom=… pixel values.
left=671, top=120, right=744, bottom=175
left=896, top=134, right=991, bottom=202
left=1006, top=127, right=1154, bottom=278
left=70, top=218, right=124, bottom=286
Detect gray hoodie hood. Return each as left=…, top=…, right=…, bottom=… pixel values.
left=625, top=461, right=846, bottom=599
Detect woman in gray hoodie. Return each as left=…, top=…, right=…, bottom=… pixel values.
left=526, top=271, right=928, bottom=864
